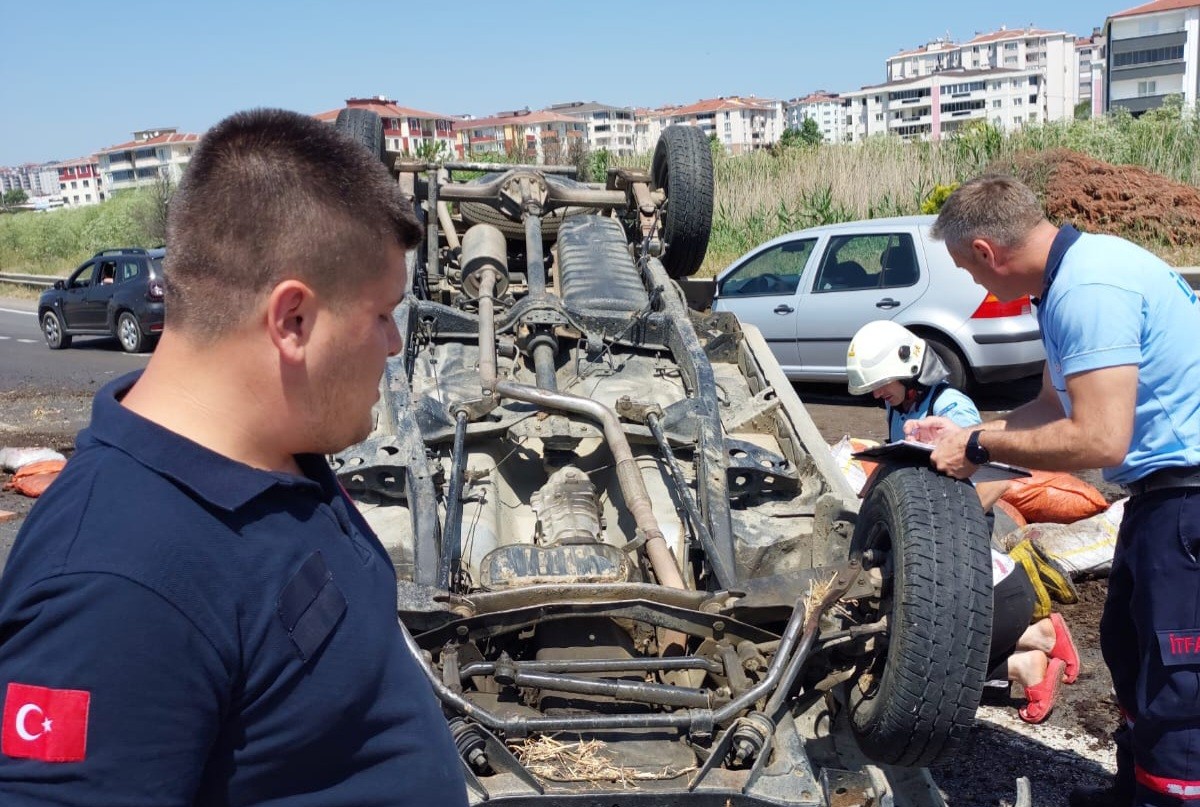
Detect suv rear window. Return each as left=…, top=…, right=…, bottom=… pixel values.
left=117, top=260, right=142, bottom=283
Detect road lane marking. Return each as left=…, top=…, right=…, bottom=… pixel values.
left=0, top=335, right=9, bottom=340
left=0, top=308, right=36, bottom=317
left=16, top=339, right=36, bottom=344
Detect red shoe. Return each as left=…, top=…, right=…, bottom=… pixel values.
left=1019, top=658, right=1066, bottom=724
left=1049, top=613, right=1081, bottom=684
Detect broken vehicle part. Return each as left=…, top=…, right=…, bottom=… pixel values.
left=331, top=111, right=993, bottom=806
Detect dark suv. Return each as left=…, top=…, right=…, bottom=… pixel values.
left=38, top=247, right=165, bottom=353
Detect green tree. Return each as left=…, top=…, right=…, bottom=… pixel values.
left=590, top=148, right=611, bottom=183
left=130, top=175, right=174, bottom=245
left=408, top=140, right=450, bottom=162
left=3, top=189, right=29, bottom=208
left=708, top=132, right=725, bottom=159
left=779, top=118, right=823, bottom=148
left=1074, top=100, right=1092, bottom=120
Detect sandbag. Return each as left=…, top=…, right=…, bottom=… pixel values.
left=0, top=447, right=66, bottom=473
left=3, top=459, right=67, bottom=498
left=828, top=435, right=881, bottom=495
left=1030, top=498, right=1125, bottom=578
left=1000, top=470, right=1108, bottom=524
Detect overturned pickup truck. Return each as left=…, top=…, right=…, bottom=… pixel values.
left=332, top=109, right=994, bottom=806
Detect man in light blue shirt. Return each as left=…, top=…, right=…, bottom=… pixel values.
left=911, top=175, right=1200, bottom=807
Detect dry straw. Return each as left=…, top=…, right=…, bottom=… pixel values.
left=510, top=734, right=696, bottom=788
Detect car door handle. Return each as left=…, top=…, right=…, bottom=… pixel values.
left=773, top=305, right=794, bottom=314
left=875, top=298, right=901, bottom=309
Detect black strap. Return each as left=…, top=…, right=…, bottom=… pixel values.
left=926, top=382, right=950, bottom=415
left=887, top=381, right=952, bottom=436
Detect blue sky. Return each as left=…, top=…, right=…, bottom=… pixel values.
left=1, top=0, right=1117, bottom=166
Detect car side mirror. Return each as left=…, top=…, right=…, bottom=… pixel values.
left=53, top=280, right=64, bottom=290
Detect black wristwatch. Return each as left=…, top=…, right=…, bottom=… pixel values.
left=965, top=430, right=990, bottom=465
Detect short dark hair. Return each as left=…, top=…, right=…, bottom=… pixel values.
left=165, top=108, right=421, bottom=333
left=930, top=174, right=1045, bottom=251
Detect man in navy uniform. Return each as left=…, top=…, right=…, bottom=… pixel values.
left=911, top=175, right=1200, bottom=807
left=0, top=108, right=468, bottom=806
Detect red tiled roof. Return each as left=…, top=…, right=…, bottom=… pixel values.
left=313, top=97, right=457, bottom=123
left=791, top=93, right=840, bottom=105
left=453, top=110, right=583, bottom=131
left=56, top=155, right=99, bottom=168
left=963, top=26, right=1061, bottom=44
left=665, top=96, right=778, bottom=117
left=1110, top=0, right=1200, bottom=18
left=890, top=41, right=957, bottom=60
left=99, top=133, right=199, bottom=153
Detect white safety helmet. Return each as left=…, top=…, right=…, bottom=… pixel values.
left=846, top=320, right=947, bottom=395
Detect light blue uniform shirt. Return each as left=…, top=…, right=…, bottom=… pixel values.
left=1038, top=228, right=1200, bottom=484
left=887, top=383, right=981, bottom=443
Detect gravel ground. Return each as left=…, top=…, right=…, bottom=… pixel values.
left=0, top=374, right=1121, bottom=806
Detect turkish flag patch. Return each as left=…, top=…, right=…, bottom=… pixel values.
left=2, top=682, right=90, bottom=762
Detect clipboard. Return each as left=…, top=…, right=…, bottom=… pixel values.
left=852, top=439, right=1031, bottom=483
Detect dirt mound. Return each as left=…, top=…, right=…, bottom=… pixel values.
left=997, top=148, right=1200, bottom=246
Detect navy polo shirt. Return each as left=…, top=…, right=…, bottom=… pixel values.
left=0, top=372, right=467, bottom=806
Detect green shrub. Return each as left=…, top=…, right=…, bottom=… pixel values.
left=920, top=183, right=959, bottom=214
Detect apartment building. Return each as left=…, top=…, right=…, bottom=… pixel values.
left=1105, top=0, right=1200, bottom=115
left=549, top=102, right=637, bottom=155
left=654, top=96, right=784, bottom=154
left=0, top=163, right=61, bottom=197
left=785, top=92, right=846, bottom=142
left=56, top=156, right=104, bottom=207
left=632, top=108, right=665, bottom=153
left=886, top=38, right=962, bottom=79
left=842, top=68, right=1044, bottom=142
left=97, top=128, right=199, bottom=193
left=887, top=26, right=1079, bottom=121
left=453, top=109, right=587, bottom=162
left=1076, top=30, right=1108, bottom=116
left=315, top=96, right=458, bottom=157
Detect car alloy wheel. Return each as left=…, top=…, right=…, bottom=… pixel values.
left=42, top=310, right=70, bottom=350
left=117, top=311, right=145, bottom=353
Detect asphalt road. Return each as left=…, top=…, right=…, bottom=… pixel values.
left=0, top=294, right=1120, bottom=805
left=0, top=298, right=150, bottom=397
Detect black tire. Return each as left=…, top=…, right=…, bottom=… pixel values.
left=41, top=310, right=70, bottom=350
left=460, top=173, right=590, bottom=240
left=116, top=311, right=147, bottom=353
left=923, top=333, right=970, bottom=393
left=651, top=125, right=714, bottom=278
left=848, top=465, right=992, bottom=767
left=335, top=108, right=388, bottom=169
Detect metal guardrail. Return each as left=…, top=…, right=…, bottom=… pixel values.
left=0, top=272, right=58, bottom=288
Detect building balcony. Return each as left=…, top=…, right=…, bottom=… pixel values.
left=1111, top=93, right=1175, bottom=114
left=889, top=114, right=932, bottom=127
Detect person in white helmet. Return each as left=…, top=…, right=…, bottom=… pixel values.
left=846, top=320, right=1079, bottom=723
left=847, top=319, right=982, bottom=448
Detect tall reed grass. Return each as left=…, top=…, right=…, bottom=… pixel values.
left=6, top=105, right=1200, bottom=279
left=700, top=102, right=1200, bottom=274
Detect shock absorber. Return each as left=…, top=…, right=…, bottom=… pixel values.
left=448, top=716, right=489, bottom=773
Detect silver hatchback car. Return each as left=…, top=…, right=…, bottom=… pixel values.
left=711, top=215, right=1044, bottom=389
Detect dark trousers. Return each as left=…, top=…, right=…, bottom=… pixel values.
left=1101, top=489, right=1200, bottom=805
left=989, top=563, right=1036, bottom=681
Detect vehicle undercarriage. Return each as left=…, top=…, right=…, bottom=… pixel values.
left=331, top=110, right=996, bottom=806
